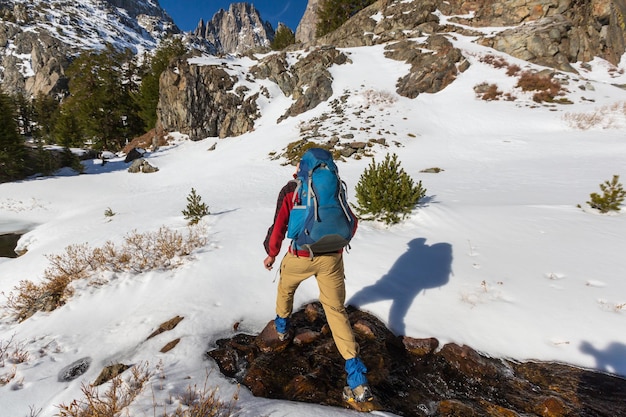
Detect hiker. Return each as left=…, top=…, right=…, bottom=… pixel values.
left=262, top=148, right=373, bottom=404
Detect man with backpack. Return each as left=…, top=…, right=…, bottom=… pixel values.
left=262, top=148, right=374, bottom=404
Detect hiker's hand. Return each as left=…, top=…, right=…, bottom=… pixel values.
left=264, top=256, right=275, bottom=271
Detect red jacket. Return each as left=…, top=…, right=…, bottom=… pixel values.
left=263, top=180, right=358, bottom=257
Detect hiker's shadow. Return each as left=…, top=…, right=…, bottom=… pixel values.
left=348, top=238, right=453, bottom=336
left=580, top=341, right=626, bottom=377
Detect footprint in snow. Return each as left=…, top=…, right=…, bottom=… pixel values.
left=545, top=272, right=566, bottom=280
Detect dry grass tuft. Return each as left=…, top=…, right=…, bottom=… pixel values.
left=474, top=82, right=503, bottom=101
left=57, top=363, right=152, bottom=417
left=0, top=334, right=29, bottom=386
left=57, top=364, right=239, bottom=417
left=476, top=54, right=570, bottom=103
left=5, top=225, right=208, bottom=322
left=165, top=380, right=240, bottom=417
left=516, top=71, right=564, bottom=103
left=361, top=89, right=397, bottom=108
left=0, top=366, right=16, bottom=387
left=564, top=101, right=626, bottom=130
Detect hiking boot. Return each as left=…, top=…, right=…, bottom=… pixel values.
left=274, top=315, right=290, bottom=341
left=277, top=329, right=290, bottom=341
left=342, top=384, right=374, bottom=403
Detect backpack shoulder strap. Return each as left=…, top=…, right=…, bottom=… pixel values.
left=291, top=178, right=302, bottom=204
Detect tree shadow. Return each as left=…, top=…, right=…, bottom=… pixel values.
left=580, top=341, right=626, bottom=377
left=347, top=237, right=453, bottom=336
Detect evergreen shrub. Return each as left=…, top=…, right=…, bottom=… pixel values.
left=354, top=153, right=426, bottom=225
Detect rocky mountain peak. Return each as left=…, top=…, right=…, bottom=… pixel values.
left=192, top=2, right=274, bottom=55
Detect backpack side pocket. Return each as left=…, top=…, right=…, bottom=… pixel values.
left=287, top=205, right=306, bottom=239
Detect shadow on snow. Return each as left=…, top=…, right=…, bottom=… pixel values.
left=348, top=237, right=453, bottom=336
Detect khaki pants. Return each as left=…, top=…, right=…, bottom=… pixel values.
left=276, top=252, right=359, bottom=360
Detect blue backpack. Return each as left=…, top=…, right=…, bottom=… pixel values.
left=287, top=148, right=356, bottom=256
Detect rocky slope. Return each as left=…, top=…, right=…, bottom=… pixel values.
left=0, top=0, right=178, bottom=97
left=157, top=0, right=626, bottom=141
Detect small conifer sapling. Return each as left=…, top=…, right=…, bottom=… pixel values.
left=587, top=175, right=625, bottom=213
left=182, top=188, right=210, bottom=225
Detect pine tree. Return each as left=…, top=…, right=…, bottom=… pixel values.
left=63, top=44, right=142, bottom=151
left=135, top=38, right=187, bottom=130
left=0, top=92, right=27, bottom=182
left=587, top=175, right=625, bottom=213
left=53, top=109, right=83, bottom=148
left=316, top=0, right=376, bottom=38
left=32, top=92, right=60, bottom=143
left=271, top=24, right=295, bottom=50
left=13, top=92, right=33, bottom=136
left=354, top=153, right=426, bottom=225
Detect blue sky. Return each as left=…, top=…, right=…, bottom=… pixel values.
left=158, top=0, right=307, bottom=32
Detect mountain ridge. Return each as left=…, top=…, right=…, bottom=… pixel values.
left=0, top=0, right=278, bottom=97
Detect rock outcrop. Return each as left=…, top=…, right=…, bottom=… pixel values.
left=192, top=3, right=274, bottom=55
left=250, top=46, right=350, bottom=121
left=442, top=0, right=626, bottom=71
left=207, top=302, right=626, bottom=417
left=0, top=27, right=71, bottom=97
left=312, top=0, right=626, bottom=71
left=295, top=0, right=320, bottom=45
left=314, top=0, right=440, bottom=48
left=157, top=58, right=259, bottom=140
left=385, top=35, right=470, bottom=99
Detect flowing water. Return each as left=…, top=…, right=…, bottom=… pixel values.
left=0, top=233, right=21, bottom=258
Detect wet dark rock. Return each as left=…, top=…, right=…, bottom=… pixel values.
left=124, top=147, right=144, bottom=163
left=206, top=302, right=626, bottom=416
left=58, top=357, right=92, bottom=382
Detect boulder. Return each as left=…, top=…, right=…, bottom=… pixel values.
left=385, top=35, right=469, bottom=98
left=124, top=147, right=144, bottom=163
left=127, top=158, right=158, bottom=173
